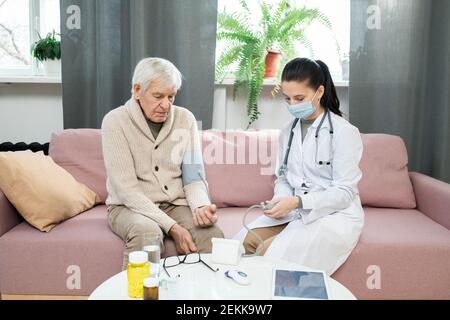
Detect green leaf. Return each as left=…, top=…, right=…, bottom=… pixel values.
left=31, top=29, right=61, bottom=61
left=215, top=45, right=243, bottom=81
left=215, top=0, right=332, bottom=126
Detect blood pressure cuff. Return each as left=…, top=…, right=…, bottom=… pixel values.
left=181, top=149, right=206, bottom=186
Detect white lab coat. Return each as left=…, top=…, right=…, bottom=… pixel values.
left=234, top=111, right=364, bottom=275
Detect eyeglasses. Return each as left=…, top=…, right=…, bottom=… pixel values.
left=162, top=253, right=219, bottom=278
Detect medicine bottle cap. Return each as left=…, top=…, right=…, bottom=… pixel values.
left=129, top=251, right=147, bottom=265
left=144, top=277, right=159, bottom=288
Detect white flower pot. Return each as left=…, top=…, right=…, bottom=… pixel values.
left=42, top=59, right=61, bottom=76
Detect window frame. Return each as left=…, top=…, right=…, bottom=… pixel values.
left=215, top=0, right=350, bottom=82
left=0, top=0, right=49, bottom=77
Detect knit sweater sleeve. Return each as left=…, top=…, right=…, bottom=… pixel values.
left=181, top=114, right=211, bottom=212
left=101, top=113, right=176, bottom=233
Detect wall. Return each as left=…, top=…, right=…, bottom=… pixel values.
left=0, top=83, right=63, bottom=143
left=0, top=82, right=349, bottom=143
left=213, top=83, right=349, bottom=130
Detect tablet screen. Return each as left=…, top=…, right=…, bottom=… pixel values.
left=274, top=270, right=329, bottom=300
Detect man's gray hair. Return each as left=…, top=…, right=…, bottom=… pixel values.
left=131, top=57, right=182, bottom=95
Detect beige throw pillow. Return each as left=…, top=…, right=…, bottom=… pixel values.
left=0, top=150, right=101, bottom=232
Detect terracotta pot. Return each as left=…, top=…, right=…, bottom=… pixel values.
left=264, top=50, right=282, bottom=78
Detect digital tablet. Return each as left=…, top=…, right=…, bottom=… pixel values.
left=272, top=268, right=330, bottom=300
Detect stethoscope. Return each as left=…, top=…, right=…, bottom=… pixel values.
left=278, top=109, right=334, bottom=177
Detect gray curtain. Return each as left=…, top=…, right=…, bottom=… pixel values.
left=350, top=0, right=450, bottom=182
left=59, top=0, right=218, bottom=130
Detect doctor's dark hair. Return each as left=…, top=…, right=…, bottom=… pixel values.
left=281, top=58, right=342, bottom=117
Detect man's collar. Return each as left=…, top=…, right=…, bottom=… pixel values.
left=125, top=97, right=175, bottom=143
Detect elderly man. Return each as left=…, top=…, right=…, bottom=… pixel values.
left=102, top=57, right=224, bottom=265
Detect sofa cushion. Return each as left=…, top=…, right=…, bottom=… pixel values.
left=0, top=205, right=124, bottom=296
left=0, top=205, right=260, bottom=296
left=49, top=129, right=108, bottom=203
left=48, top=129, right=416, bottom=210
left=201, top=131, right=416, bottom=209
left=332, top=207, right=450, bottom=299
left=358, top=134, right=416, bottom=209
left=1, top=205, right=449, bottom=299
left=201, top=130, right=278, bottom=208
left=0, top=189, right=23, bottom=237
left=48, top=129, right=279, bottom=209
left=0, top=150, right=101, bottom=232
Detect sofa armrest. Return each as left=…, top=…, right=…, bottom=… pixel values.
left=409, top=172, right=450, bottom=230
left=0, top=189, right=22, bottom=237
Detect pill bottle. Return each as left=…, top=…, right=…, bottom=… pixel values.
left=127, top=251, right=150, bottom=298
left=143, top=277, right=159, bottom=300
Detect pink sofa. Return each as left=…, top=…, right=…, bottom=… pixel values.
left=0, top=129, right=449, bottom=299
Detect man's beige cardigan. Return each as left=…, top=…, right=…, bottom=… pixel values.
left=101, top=98, right=210, bottom=233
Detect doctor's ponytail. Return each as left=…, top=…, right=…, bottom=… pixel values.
left=281, top=58, right=342, bottom=117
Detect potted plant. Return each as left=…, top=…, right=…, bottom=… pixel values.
left=216, top=0, right=331, bottom=128
left=31, top=31, right=61, bottom=76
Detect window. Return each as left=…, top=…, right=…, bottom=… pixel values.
left=217, top=0, right=350, bottom=81
left=0, top=0, right=60, bottom=76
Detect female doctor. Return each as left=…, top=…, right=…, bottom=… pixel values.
left=235, top=58, right=364, bottom=275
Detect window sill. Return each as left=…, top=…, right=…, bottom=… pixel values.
left=215, top=78, right=349, bottom=87
left=0, top=75, right=61, bottom=84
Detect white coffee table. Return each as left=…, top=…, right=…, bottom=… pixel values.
left=89, top=254, right=356, bottom=300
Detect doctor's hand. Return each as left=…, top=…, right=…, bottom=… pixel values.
left=263, top=197, right=300, bottom=219
left=193, top=204, right=218, bottom=227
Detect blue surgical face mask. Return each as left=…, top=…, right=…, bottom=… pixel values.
left=285, top=90, right=319, bottom=119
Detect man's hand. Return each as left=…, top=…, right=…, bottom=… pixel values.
left=193, top=204, right=218, bottom=227
left=263, top=197, right=299, bottom=219
left=168, top=224, right=197, bottom=254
